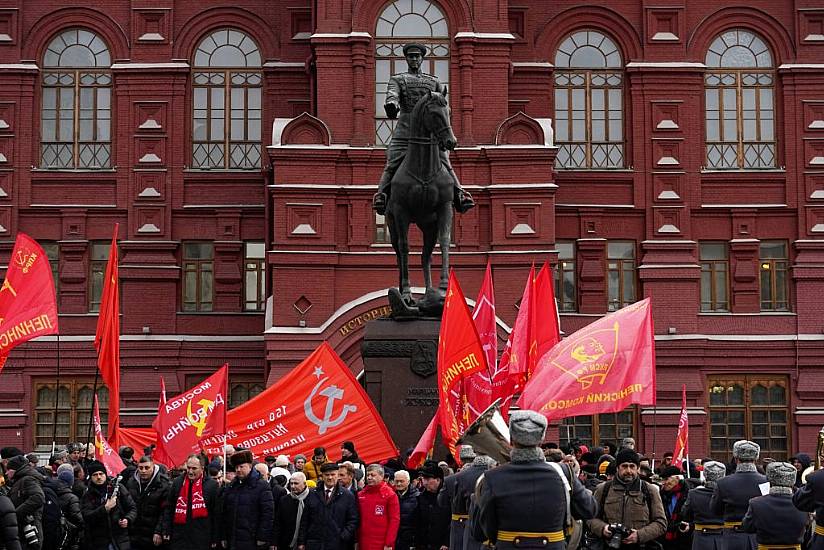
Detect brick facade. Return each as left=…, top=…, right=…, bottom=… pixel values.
left=1, top=0, right=823, bottom=460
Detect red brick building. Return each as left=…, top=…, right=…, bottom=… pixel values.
left=1, top=0, right=823, bottom=462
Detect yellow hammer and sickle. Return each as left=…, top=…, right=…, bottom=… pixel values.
left=187, top=398, right=215, bottom=437
left=1, top=280, right=17, bottom=297
left=95, top=436, right=104, bottom=455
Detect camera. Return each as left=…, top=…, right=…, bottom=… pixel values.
left=607, top=523, right=631, bottom=549
left=22, top=517, right=39, bottom=546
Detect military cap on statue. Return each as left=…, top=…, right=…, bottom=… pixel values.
left=766, top=461, right=797, bottom=488
left=732, top=439, right=760, bottom=461
left=402, top=43, right=428, bottom=57
left=703, top=460, right=726, bottom=483
left=509, top=410, right=547, bottom=446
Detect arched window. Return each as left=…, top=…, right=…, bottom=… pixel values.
left=41, top=29, right=112, bottom=169
left=192, top=29, right=262, bottom=170
left=554, top=30, right=624, bottom=169
left=705, top=29, right=776, bottom=169
left=374, top=0, right=450, bottom=146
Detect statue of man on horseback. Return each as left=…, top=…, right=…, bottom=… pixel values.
left=372, top=43, right=474, bottom=215
left=372, top=43, right=474, bottom=318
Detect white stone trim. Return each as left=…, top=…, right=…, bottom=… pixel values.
left=182, top=204, right=264, bottom=208
left=626, top=61, right=706, bottom=68
left=454, top=32, right=516, bottom=40
left=778, top=64, right=824, bottom=69
left=637, top=264, right=700, bottom=269
left=512, top=62, right=554, bottom=68
left=110, top=62, right=190, bottom=69
left=263, top=61, right=306, bottom=68
left=0, top=63, right=38, bottom=70
left=794, top=408, right=824, bottom=415
left=655, top=333, right=824, bottom=342
left=701, top=204, right=786, bottom=208
left=30, top=204, right=117, bottom=208
left=31, top=334, right=265, bottom=342
left=310, top=32, right=372, bottom=39
left=641, top=407, right=706, bottom=415
left=556, top=203, right=635, bottom=208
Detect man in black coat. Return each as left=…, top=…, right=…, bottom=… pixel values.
left=126, top=456, right=170, bottom=550
left=742, top=462, right=809, bottom=546
left=303, top=462, right=359, bottom=550
left=414, top=461, right=450, bottom=550
left=222, top=451, right=274, bottom=550
left=5, top=455, right=45, bottom=550
left=273, top=472, right=310, bottom=550
left=682, top=461, right=725, bottom=550
left=80, top=460, right=138, bottom=550
left=394, top=470, right=418, bottom=550
left=793, top=462, right=824, bottom=550
left=162, top=454, right=221, bottom=550
left=710, top=440, right=768, bottom=550
left=48, top=467, right=85, bottom=548
left=0, top=493, right=21, bottom=550
left=474, top=411, right=597, bottom=550
left=439, top=445, right=474, bottom=550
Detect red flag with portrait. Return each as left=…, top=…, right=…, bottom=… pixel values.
left=0, top=233, right=59, bottom=373
left=518, top=298, right=656, bottom=420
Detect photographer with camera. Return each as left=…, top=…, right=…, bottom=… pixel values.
left=80, top=461, right=137, bottom=550
left=587, top=449, right=667, bottom=550
left=5, top=454, right=45, bottom=550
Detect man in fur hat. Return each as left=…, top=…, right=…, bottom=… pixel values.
left=793, top=458, right=824, bottom=550
left=710, top=440, right=767, bottom=550
left=473, top=410, right=597, bottom=550
left=222, top=450, right=274, bottom=550
left=742, top=462, right=809, bottom=547
left=682, top=461, right=726, bottom=550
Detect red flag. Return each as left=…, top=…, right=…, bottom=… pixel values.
left=407, top=413, right=439, bottom=470
left=117, top=427, right=157, bottom=456
left=530, top=262, right=560, bottom=376
left=0, top=233, right=59, bottom=372
left=151, top=377, right=175, bottom=467
left=93, top=395, right=125, bottom=477
left=465, top=262, right=500, bottom=418
left=673, top=384, right=689, bottom=470
left=495, top=266, right=534, bottom=419
left=201, top=343, right=397, bottom=463
left=155, top=366, right=228, bottom=467
left=94, top=225, right=120, bottom=442
left=438, top=271, right=488, bottom=460
left=518, top=298, right=656, bottom=420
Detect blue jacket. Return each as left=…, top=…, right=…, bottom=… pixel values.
left=222, top=469, right=275, bottom=550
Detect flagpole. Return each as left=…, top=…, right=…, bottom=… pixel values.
left=651, top=401, right=658, bottom=471
left=51, top=333, right=61, bottom=452
left=85, top=368, right=100, bottom=452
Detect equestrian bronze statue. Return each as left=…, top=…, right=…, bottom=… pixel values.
left=372, top=43, right=474, bottom=318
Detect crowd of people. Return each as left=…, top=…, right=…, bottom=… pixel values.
left=0, top=422, right=822, bottom=550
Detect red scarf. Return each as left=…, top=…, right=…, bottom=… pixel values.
left=174, top=476, right=208, bottom=524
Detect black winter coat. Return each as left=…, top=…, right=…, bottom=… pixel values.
left=0, top=494, right=21, bottom=550
left=43, top=478, right=83, bottom=531
left=162, top=475, right=221, bottom=550
left=222, top=469, right=274, bottom=550
left=272, top=492, right=308, bottom=550
left=6, top=463, right=45, bottom=550
left=414, top=489, right=450, bottom=550
left=303, top=485, right=359, bottom=550
left=395, top=487, right=419, bottom=550
left=80, top=481, right=138, bottom=550
left=125, top=466, right=170, bottom=548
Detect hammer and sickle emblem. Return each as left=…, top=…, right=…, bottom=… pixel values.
left=304, top=377, right=358, bottom=435
left=186, top=398, right=215, bottom=437
left=0, top=280, right=17, bottom=297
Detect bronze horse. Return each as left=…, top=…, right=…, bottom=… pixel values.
left=385, top=90, right=457, bottom=317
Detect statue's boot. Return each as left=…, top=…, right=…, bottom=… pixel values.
left=373, top=171, right=392, bottom=215
left=448, top=166, right=475, bottom=213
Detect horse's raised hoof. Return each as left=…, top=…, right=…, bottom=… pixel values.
left=454, top=189, right=475, bottom=213
left=417, top=288, right=445, bottom=317
left=388, top=288, right=420, bottom=320
left=372, top=192, right=387, bottom=215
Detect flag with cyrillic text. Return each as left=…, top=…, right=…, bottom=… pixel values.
left=154, top=365, right=228, bottom=467
left=518, top=298, right=656, bottom=420
left=93, top=395, right=125, bottom=477
left=0, top=233, right=59, bottom=373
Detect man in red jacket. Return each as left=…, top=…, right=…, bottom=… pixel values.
left=358, top=464, right=400, bottom=550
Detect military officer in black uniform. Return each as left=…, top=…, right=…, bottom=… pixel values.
left=683, top=461, right=726, bottom=550
left=472, top=410, right=597, bottom=550
left=742, top=461, right=809, bottom=549
left=710, top=440, right=768, bottom=550
left=372, top=43, right=474, bottom=215
left=793, top=463, right=824, bottom=550
left=439, top=446, right=496, bottom=550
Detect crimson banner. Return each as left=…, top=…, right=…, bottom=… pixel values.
left=0, top=233, right=59, bottom=372
left=518, top=298, right=656, bottom=420
left=437, top=271, right=488, bottom=460
left=673, top=384, right=688, bottom=469
left=201, top=343, right=397, bottom=463
left=93, top=395, right=125, bottom=477
left=407, top=413, right=439, bottom=470
left=530, top=262, right=560, bottom=377
left=94, top=225, right=120, bottom=441
left=465, top=262, right=501, bottom=419
left=155, top=366, right=228, bottom=467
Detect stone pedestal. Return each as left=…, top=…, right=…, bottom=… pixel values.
left=362, top=318, right=441, bottom=455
